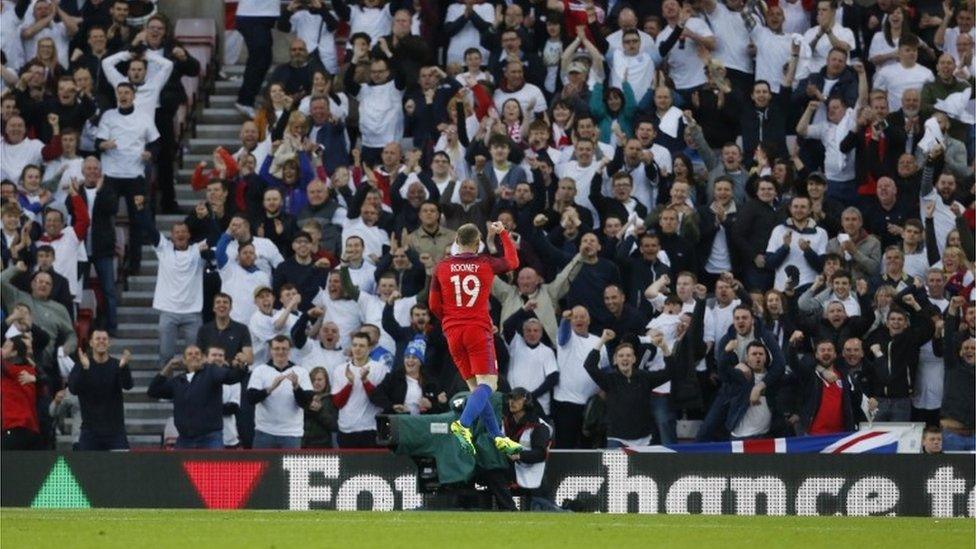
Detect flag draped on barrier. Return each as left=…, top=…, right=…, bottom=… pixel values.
left=624, top=430, right=901, bottom=454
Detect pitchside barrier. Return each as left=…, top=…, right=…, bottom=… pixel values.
left=2, top=451, right=973, bottom=517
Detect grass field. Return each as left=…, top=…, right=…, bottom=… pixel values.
left=2, top=509, right=974, bottom=549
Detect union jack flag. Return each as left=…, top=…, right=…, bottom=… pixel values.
left=624, top=430, right=900, bottom=454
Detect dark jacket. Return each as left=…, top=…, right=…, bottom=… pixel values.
left=730, top=198, right=781, bottom=266
left=147, top=364, right=246, bottom=438
left=788, top=346, right=859, bottom=433
left=697, top=202, right=740, bottom=274
left=583, top=348, right=672, bottom=440
left=588, top=173, right=648, bottom=226
left=614, top=235, right=671, bottom=308
left=941, top=313, right=975, bottom=429
left=740, top=92, right=790, bottom=161
left=80, top=184, right=118, bottom=259
left=67, top=355, right=132, bottom=436
left=368, top=370, right=447, bottom=415
left=793, top=66, right=859, bottom=111
left=272, top=257, right=330, bottom=309
left=863, top=305, right=935, bottom=399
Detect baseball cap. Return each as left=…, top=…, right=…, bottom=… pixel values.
left=253, top=285, right=273, bottom=298
left=568, top=61, right=587, bottom=74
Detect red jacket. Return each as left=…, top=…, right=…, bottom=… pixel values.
left=2, top=362, right=39, bottom=433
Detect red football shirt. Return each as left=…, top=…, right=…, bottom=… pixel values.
left=809, top=372, right=844, bottom=435
left=429, top=231, right=519, bottom=332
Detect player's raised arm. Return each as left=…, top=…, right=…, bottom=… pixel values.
left=488, top=221, right=519, bottom=273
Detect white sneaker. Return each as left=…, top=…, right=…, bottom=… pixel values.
left=234, top=102, right=256, bottom=119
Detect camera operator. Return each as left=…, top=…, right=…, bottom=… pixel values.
left=502, top=387, right=560, bottom=511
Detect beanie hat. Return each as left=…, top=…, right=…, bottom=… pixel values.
left=404, top=337, right=427, bottom=364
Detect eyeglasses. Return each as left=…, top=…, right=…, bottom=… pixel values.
left=623, top=38, right=640, bottom=44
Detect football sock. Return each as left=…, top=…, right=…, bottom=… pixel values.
left=459, top=383, right=492, bottom=429
left=479, top=394, right=503, bottom=438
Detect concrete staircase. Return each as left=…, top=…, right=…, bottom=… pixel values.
left=61, top=66, right=253, bottom=449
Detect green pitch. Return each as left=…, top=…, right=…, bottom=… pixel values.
left=2, top=508, right=973, bottom=548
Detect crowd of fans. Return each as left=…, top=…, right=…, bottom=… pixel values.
left=1, top=0, right=974, bottom=456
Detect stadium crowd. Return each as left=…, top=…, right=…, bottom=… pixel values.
left=0, top=0, right=975, bottom=457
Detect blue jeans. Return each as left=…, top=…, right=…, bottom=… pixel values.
left=651, top=394, right=677, bottom=444
left=158, top=311, right=202, bottom=366
left=252, top=430, right=302, bottom=449
left=827, top=178, right=858, bottom=208
left=77, top=429, right=129, bottom=451
left=176, top=430, right=224, bottom=449
left=942, top=431, right=976, bottom=452
left=92, top=257, right=118, bottom=331
left=875, top=397, right=912, bottom=422
left=235, top=16, right=276, bottom=107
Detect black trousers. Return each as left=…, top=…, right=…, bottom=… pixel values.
left=2, top=427, right=43, bottom=450
left=551, top=400, right=585, bottom=449
left=154, top=107, right=178, bottom=208
left=912, top=407, right=941, bottom=427
left=104, top=175, right=146, bottom=272
left=337, top=430, right=378, bottom=449
left=235, top=16, right=277, bottom=107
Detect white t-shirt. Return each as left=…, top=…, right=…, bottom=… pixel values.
left=223, top=383, right=241, bottom=446
left=868, top=33, right=899, bottom=69
left=765, top=222, right=829, bottom=290
left=0, top=138, right=44, bottom=182
left=312, top=290, right=366, bottom=350
left=493, top=83, right=548, bottom=117
left=249, top=362, right=312, bottom=437
left=710, top=3, right=754, bottom=74
left=1, top=3, right=25, bottom=71
left=346, top=5, right=394, bottom=43
left=606, top=29, right=656, bottom=55
left=805, top=108, right=856, bottom=181
left=290, top=9, right=339, bottom=73
left=356, top=80, right=404, bottom=148
left=556, top=159, right=602, bottom=224
left=329, top=359, right=389, bottom=433
left=152, top=238, right=206, bottom=314
left=236, top=0, right=281, bottom=18
left=341, top=218, right=389, bottom=266
left=873, top=63, right=935, bottom=112
left=45, top=229, right=84, bottom=302
left=656, top=19, right=714, bottom=90
left=731, top=371, right=771, bottom=437
left=219, top=262, right=271, bottom=324
left=225, top=237, right=284, bottom=276
left=19, top=19, right=70, bottom=68
left=554, top=331, right=608, bottom=405
left=95, top=109, right=160, bottom=179
left=782, top=1, right=811, bottom=36
left=248, top=309, right=299, bottom=367
left=944, top=27, right=976, bottom=65
left=799, top=24, right=855, bottom=79
left=751, top=26, right=794, bottom=93
left=298, top=341, right=347, bottom=373
left=444, top=2, right=495, bottom=64
left=608, top=51, right=654, bottom=98
left=507, top=336, right=558, bottom=415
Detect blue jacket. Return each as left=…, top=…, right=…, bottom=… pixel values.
left=147, top=364, right=246, bottom=438
left=697, top=322, right=786, bottom=440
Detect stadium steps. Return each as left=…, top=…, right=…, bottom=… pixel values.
left=111, top=64, right=264, bottom=447
left=109, top=65, right=252, bottom=448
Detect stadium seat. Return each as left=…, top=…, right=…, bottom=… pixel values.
left=174, top=18, right=216, bottom=47
left=184, top=45, right=212, bottom=79
left=181, top=76, right=198, bottom=109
